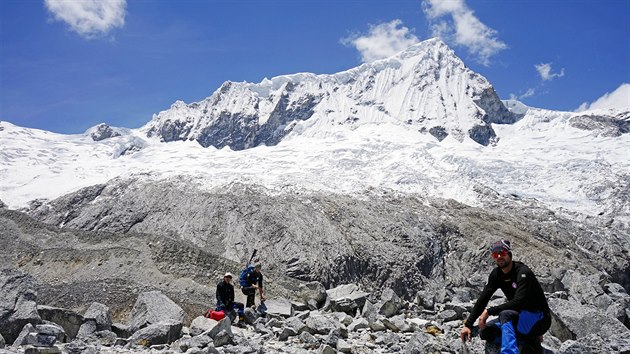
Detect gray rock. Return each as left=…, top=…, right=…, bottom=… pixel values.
left=404, top=331, right=450, bottom=353
left=375, top=331, right=400, bottom=345
left=190, top=316, right=218, bottom=337
left=549, top=298, right=630, bottom=341
left=205, top=317, right=233, bottom=340
left=111, top=323, right=130, bottom=339
left=560, top=271, right=604, bottom=305
left=318, top=344, right=337, bottom=354
left=35, top=323, right=65, bottom=343
left=242, top=308, right=258, bottom=325
left=290, top=301, right=309, bottom=312
left=299, top=331, right=320, bottom=349
left=24, top=345, right=61, bottom=354
left=382, top=314, right=411, bottom=333
left=323, top=328, right=342, bottom=348
left=437, top=309, right=458, bottom=322
left=82, top=302, right=112, bottom=331
left=415, top=290, right=435, bottom=310
left=264, top=298, right=293, bottom=318
left=361, top=300, right=379, bottom=324
left=88, top=123, right=121, bottom=141
left=304, top=315, right=342, bottom=335
left=76, top=319, right=97, bottom=338
left=284, top=316, right=306, bottom=334
left=337, top=339, right=352, bottom=353
left=12, top=323, right=36, bottom=347
left=347, top=318, right=369, bottom=332
left=330, top=297, right=359, bottom=315
left=327, top=284, right=369, bottom=313
left=190, top=334, right=212, bottom=348
left=604, top=282, right=629, bottom=300
left=278, top=327, right=297, bottom=341
left=0, top=333, right=4, bottom=348
left=0, top=269, right=41, bottom=345
left=266, top=318, right=284, bottom=328
left=213, top=330, right=234, bottom=347
left=331, top=312, right=353, bottom=326
left=128, top=291, right=185, bottom=333
left=37, top=306, right=83, bottom=340
left=369, top=320, right=386, bottom=332
left=298, top=282, right=328, bottom=308
left=92, top=330, right=117, bottom=346
left=129, top=320, right=183, bottom=346
left=24, top=333, right=56, bottom=347
left=378, top=288, right=402, bottom=318
left=62, top=339, right=99, bottom=354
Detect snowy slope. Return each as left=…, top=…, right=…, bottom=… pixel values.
left=0, top=38, right=628, bottom=226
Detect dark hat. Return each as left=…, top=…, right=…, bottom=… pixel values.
left=490, top=240, right=511, bottom=253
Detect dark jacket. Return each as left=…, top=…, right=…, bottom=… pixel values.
left=465, top=261, right=550, bottom=328
left=216, top=280, right=235, bottom=308
left=244, top=270, right=263, bottom=288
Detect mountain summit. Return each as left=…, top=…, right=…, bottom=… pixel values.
left=142, top=38, right=518, bottom=149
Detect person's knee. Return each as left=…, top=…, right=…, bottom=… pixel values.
left=499, top=310, right=519, bottom=325
left=479, top=325, right=500, bottom=341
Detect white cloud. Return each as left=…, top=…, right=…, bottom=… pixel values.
left=577, top=83, right=630, bottom=112
left=422, top=0, right=506, bottom=66
left=509, top=88, right=535, bottom=101
left=341, top=20, right=420, bottom=63
left=45, top=0, right=127, bottom=39
left=535, top=63, right=565, bottom=81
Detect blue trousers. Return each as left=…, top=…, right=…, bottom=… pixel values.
left=479, top=310, right=550, bottom=354
left=216, top=301, right=245, bottom=317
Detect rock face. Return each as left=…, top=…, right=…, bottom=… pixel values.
left=37, top=306, right=83, bottom=340
left=569, top=111, right=630, bottom=137
left=25, top=178, right=630, bottom=303
left=87, top=123, right=121, bottom=141
left=0, top=269, right=41, bottom=344
left=142, top=39, right=519, bottom=149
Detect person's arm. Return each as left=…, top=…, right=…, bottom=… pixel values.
left=487, top=268, right=534, bottom=315
left=258, top=274, right=265, bottom=300
left=464, top=270, right=498, bottom=329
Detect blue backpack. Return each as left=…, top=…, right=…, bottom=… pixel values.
left=239, top=264, right=255, bottom=287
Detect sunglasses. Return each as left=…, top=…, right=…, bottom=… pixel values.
left=491, top=250, right=508, bottom=259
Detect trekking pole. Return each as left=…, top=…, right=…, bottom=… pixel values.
left=247, top=249, right=258, bottom=266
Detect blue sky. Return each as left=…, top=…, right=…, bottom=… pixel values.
left=1, top=0, right=629, bottom=134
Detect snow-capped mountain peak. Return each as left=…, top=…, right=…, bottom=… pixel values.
left=141, top=38, right=518, bottom=149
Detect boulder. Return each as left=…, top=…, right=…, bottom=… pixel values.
left=437, top=309, right=458, bottom=322
left=213, top=329, right=234, bottom=347
left=37, top=306, right=83, bottom=340
left=127, top=291, right=185, bottom=333
left=205, top=317, right=233, bottom=340
left=129, top=320, right=182, bottom=346
left=337, top=339, right=352, bottom=353
left=304, top=315, right=342, bottom=335
left=278, top=327, right=297, bottom=341
left=361, top=300, right=379, bottom=324
left=242, top=307, right=258, bottom=325
left=264, top=298, right=293, bottom=318
left=347, top=318, right=369, bottom=332
left=299, top=331, right=319, bottom=350
left=12, top=323, right=36, bottom=347
left=76, top=319, right=97, bottom=338
left=82, top=303, right=112, bottom=331
left=284, top=316, right=306, bottom=334
left=0, top=269, right=41, bottom=344
left=378, top=288, right=402, bottom=318
left=190, top=333, right=212, bottom=348
left=560, top=271, right=604, bottom=305
left=326, top=284, right=369, bottom=314
left=549, top=298, right=630, bottom=341
left=36, top=323, right=66, bottom=343
left=298, top=282, right=327, bottom=308
left=190, top=316, right=217, bottom=337
left=111, top=323, right=130, bottom=339
left=382, top=314, right=411, bottom=333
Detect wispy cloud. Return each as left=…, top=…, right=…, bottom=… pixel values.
left=535, top=63, right=565, bottom=81
left=576, top=83, right=630, bottom=111
left=44, top=0, right=127, bottom=39
left=509, top=88, right=536, bottom=101
left=422, top=0, right=506, bottom=66
left=341, top=20, right=420, bottom=63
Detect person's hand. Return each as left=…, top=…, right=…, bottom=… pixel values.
left=460, top=326, right=472, bottom=342
left=478, top=309, right=489, bottom=329
left=260, top=295, right=266, bottom=302
left=252, top=284, right=258, bottom=289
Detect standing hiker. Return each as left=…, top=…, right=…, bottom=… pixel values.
left=460, top=240, right=551, bottom=354
left=241, top=262, right=265, bottom=308
left=216, top=272, right=245, bottom=322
